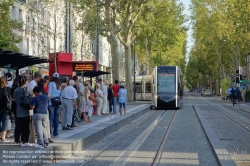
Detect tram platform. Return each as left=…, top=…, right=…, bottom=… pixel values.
left=0, top=102, right=151, bottom=166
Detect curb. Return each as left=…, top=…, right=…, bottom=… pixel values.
left=25, top=105, right=151, bottom=166
left=193, top=105, right=237, bottom=166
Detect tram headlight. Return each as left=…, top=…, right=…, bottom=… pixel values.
left=175, top=94, right=178, bottom=99
left=154, top=95, right=158, bottom=99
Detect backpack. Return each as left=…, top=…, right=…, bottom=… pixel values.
left=0, top=87, right=12, bottom=111
left=20, top=87, right=32, bottom=110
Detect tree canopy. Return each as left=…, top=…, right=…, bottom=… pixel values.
left=186, top=0, right=250, bottom=90
left=0, top=0, right=22, bottom=52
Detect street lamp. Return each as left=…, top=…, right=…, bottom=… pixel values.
left=133, top=24, right=136, bottom=102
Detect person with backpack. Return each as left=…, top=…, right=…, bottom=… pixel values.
left=13, top=75, right=34, bottom=146
left=0, top=76, right=12, bottom=142
left=230, top=87, right=236, bottom=105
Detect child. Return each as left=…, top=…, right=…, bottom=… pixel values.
left=87, top=96, right=93, bottom=123
left=30, top=86, right=50, bottom=149
left=118, top=83, right=127, bottom=115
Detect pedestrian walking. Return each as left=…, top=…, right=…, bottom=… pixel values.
left=108, top=84, right=114, bottom=113
left=95, top=84, right=104, bottom=115
left=48, top=72, right=61, bottom=137
left=118, top=83, right=127, bottom=115
left=30, top=86, right=49, bottom=149
left=101, top=81, right=108, bottom=115
left=241, top=88, right=246, bottom=103
left=61, top=80, right=78, bottom=130
left=112, top=80, right=120, bottom=114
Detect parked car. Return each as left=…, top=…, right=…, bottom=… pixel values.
left=201, top=89, right=205, bottom=96
left=203, top=89, right=213, bottom=97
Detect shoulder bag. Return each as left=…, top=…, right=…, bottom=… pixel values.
left=4, top=87, right=12, bottom=111
left=20, top=87, right=32, bottom=110
left=51, top=82, right=61, bottom=106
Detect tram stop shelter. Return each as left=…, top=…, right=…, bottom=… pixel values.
left=0, top=49, right=51, bottom=76
left=77, top=70, right=111, bottom=78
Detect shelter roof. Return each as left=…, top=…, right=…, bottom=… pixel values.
left=0, top=49, right=51, bottom=70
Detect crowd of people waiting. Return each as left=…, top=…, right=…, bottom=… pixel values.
left=0, top=71, right=127, bottom=149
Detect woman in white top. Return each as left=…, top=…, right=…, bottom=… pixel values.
left=81, top=81, right=90, bottom=121
left=101, top=81, right=108, bottom=115
left=95, top=83, right=104, bottom=115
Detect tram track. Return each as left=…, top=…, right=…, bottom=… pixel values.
left=82, top=110, right=157, bottom=166
left=207, top=103, right=250, bottom=133
left=151, top=110, right=177, bottom=166
left=82, top=110, right=178, bottom=166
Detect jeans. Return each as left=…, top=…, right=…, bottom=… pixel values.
left=108, top=98, right=114, bottom=113
left=113, top=97, right=118, bottom=113
left=0, top=113, right=11, bottom=132
left=49, top=105, right=61, bottom=136
left=32, top=114, right=49, bottom=146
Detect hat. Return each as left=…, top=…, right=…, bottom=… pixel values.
left=5, top=72, right=12, bottom=81
left=53, top=72, right=59, bottom=78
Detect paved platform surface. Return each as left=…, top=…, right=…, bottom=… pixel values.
left=0, top=102, right=151, bottom=166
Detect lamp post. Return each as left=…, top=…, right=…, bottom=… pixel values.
left=133, top=24, right=136, bottom=102
left=96, top=0, right=99, bottom=81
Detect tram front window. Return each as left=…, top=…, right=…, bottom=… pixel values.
left=157, top=72, right=175, bottom=93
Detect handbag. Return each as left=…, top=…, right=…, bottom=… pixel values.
left=51, top=97, right=61, bottom=106
left=4, top=87, right=12, bottom=111
left=20, top=87, right=32, bottom=110
left=50, top=82, right=61, bottom=106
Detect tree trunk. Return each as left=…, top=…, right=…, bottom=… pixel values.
left=107, top=34, right=119, bottom=82
left=124, top=44, right=133, bottom=102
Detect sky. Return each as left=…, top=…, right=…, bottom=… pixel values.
left=180, top=0, right=193, bottom=59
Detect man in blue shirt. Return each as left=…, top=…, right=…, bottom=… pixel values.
left=118, top=83, right=127, bottom=115
left=30, top=86, right=50, bottom=149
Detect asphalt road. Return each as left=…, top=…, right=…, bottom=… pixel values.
left=44, top=92, right=250, bottom=166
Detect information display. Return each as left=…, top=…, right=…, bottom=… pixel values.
left=73, top=63, right=96, bottom=71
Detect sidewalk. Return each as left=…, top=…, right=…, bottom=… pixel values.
left=0, top=102, right=151, bottom=166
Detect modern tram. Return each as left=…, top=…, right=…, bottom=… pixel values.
left=151, top=66, right=183, bottom=109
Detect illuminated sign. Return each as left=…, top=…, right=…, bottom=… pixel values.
left=73, top=63, right=96, bottom=71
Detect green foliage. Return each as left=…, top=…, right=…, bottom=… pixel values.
left=245, top=90, right=250, bottom=100
left=221, top=78, right=230, bottom=100
left=0, top=0, right=22, bottom=52
left=135, top=0, right=187, bottom=72
left=187, top=0, right=250, bottom=91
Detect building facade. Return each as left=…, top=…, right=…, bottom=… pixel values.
left=7, top=0, right=126, bottom=81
